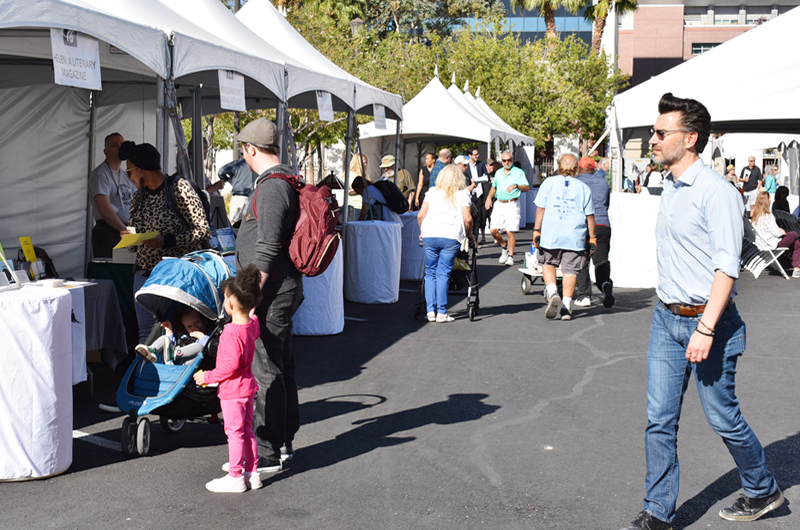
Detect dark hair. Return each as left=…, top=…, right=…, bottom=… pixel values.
left=221, top=264, right=263, bottom=312
left=351, top=176, right=365, bottom=190
left=469, top=147, right=480, bottom=156
left=425, top=152, right=435, bottom=159
left=105, top=132, right=122, bottom=144
left=775, top=185, right=790, bottom=202
left=172, top=305, right=209, bottom=336
left=253, top=144, right=280, bottom=157
left=658, top=92, right=711, bottom=153
left=119, top=141, right=161, bottom=170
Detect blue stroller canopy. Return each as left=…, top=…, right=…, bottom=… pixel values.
left=135, top=250, right=235, bottom=322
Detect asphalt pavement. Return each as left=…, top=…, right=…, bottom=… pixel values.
left=2, top=232, right=798, bottom=530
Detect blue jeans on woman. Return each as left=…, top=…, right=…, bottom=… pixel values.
left=643, top=301, right=778, bottom=523
left=133, top=271, right=156, bottom=344
left=422, top=237, right=460, bottom=315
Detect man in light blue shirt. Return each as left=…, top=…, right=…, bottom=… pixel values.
left=618, top=93, right=782, bottom=530
left=532, top=153, right=595, bottom=321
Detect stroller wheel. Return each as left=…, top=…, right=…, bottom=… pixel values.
left=468, top=303, right=477, bottom=322
left=160, top=417, right=186, bottom=434
left=136, top=417, right=151, bottom=456
left=521, top=275, right=532, bottom=295
left=413, top=304, right=421, bottom=321
left=120, top=417, right=136, bottom=456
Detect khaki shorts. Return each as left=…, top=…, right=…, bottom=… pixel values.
left=537, top=248, right=586, bottom=275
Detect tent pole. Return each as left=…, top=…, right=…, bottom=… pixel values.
left=192, top=85, right=204, bottom=190
left=156, top=77, right=166, bottom=170
left=342, top=110, right=354, bottom=286
left=84, top=90, right=98, bottom=275
left=394, top=118, right=402, bottom=185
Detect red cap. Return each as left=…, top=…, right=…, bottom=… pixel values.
left=578, top=157, right=596, bottom=171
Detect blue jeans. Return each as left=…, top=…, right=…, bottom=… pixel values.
left=423, top=237, right=460, bottom=315
left=133, top=271, right=156, bottom=344
left=643, top=301, right=777, bottom=523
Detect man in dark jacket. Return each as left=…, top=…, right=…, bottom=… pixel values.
left=218, top=158, right=257, bottom=226
left=467, top=147, right=491, bottom=243
left=236, top=118, right=303, bottom=473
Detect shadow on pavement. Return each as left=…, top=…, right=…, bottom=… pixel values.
left=266, top=393, right=500, bottom=483
left=300, top=394, right=387, bottom=427
left=672, top=431, right=800, bottom=529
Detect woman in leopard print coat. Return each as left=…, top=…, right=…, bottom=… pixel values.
left=120, top=141, right=210, bottom=342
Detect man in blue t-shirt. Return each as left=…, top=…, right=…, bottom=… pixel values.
left=575, top=157, right=614, bottom=309
left=533, top=154, right=595, bottom=321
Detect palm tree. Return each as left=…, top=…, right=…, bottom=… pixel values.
left=509, top=0, right=586, bottom=39
left=584, top=0, right=638, bottom=55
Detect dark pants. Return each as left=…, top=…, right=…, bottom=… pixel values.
left=576, top=224, right=612, bottom=298
left=252, top=287, right=304, bottom=459
left=777, top=231, right=800, bottom=268
left=91, top=220, right=122, bottom=258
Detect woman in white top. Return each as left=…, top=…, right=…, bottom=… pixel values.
left=751, top=191, right=800, bottom=278
left=417, top=164, right=474, bottom=322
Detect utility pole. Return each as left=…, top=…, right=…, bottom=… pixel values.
left=233, top=0, right=242, bottom=159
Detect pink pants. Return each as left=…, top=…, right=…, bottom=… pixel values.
left=220, top=395, right=257, bottom=477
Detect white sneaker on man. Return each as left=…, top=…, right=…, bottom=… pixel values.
left=499, top=246, right=509, bottom=264
left=573, top=297, right=591, bottom=308
left=505, top=255, right=514, bottom=266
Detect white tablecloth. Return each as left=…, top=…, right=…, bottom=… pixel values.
left=518, top=191, right=527, bottom=227
left=344, top=220, right=402, bottom=304
left=608, top=192, right=660, bottom=288
left=293, top=245, right=344, bottom=336
left=0, top=286, right=73, bottom=481
left=68, top=286, right=86, bottom=385
left=399, top=212, right=424, bottom=280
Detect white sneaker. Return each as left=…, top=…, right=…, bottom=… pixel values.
left=505, top=255, right=514, bottom=266
left=573, top=297, right=591, bottom=308
left=499, top=246, right=509, bottom=263
left=793, top=270, right=800, bottom=279
left=245, top=471, right=263, bottom=490
left=205, top=474, right=246, bottom=493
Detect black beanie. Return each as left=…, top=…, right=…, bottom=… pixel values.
left=119, top=141, right=161, bottom=171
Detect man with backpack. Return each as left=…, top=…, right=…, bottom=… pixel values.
left=235, top=118, right=303, bottom=473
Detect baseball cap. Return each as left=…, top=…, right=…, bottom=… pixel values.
left=578, top=157, right=596, bottom=171
left=453, top=155, right=468, bottom=165
left=239, top=118, right=279, bottom=147
left=379, top=155, right=396, bottom=168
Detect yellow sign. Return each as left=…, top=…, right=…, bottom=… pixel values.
left=19, top=236, right=37, bottom=262
left=113, top=231, right=160, bottom=249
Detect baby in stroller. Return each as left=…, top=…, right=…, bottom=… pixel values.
left=135, top=304, right=214, bottom=365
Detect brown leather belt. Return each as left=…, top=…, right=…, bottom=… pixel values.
left=498, top=198, right=518, bottom=203
left=661, top=299, right=733, bottom=317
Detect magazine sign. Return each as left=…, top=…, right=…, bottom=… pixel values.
left=217, top=70, right=246, bottom=112
left=316, top=91, right=334, bottom=122
left=50, top=29, right=101, bottom=90
left=374, top=104, right=386, bottom=130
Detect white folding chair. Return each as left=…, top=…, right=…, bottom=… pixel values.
left=743, top=220, right=790, bottom=279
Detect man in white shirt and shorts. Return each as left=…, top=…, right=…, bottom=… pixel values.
left=484, top=151, right=530, bottom=266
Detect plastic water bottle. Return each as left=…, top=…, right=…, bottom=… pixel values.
left=530, top=241, right=536, bottom=254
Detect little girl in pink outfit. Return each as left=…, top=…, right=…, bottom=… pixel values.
left=193, top=264, right=262, bottom=493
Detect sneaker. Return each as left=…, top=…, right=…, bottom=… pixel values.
left=619, top=511, right=672, bottom=530
left=499, top=246, right=509, bottom=264
left=602, top=281, right=615, bottom=308
left=245, top=471, right=263, bottom=490
left=280, top=443, right=294, bottom=462
left=719, top=488, right=783, bottom=521
left=427, top=311, right=436, bottom=322
left=436, top=313, right=455, bottom=323
left=560, top=305, right=573, bottom=321
left=134, top=344, right=157, bottom=363
left=223, top=458, right=282, bottom=474
left=573, top=297, right=591, bottom=308
left=793, top=270, right=800, bottom=279
left=505, top=255, right=514, bottom=266
left=545, top=292, right=561, bottom=320
left=205, top=474, right=246, bottom=493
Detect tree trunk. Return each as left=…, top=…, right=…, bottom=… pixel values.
left=233, top=112, right=240, bottom=160
left=204, top=115, right=215, bottom=181
left=317, top=139, right=324, bottom=185
left=544, top=3, right=557, bottom=39
left=592, top=15, right=608, bottom=55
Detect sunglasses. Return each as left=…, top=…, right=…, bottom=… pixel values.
left=649, top=127, right=690, bottom=140
left=502, top=159, right=513, bottom=163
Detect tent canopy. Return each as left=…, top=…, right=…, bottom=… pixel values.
left=236, top=0, right=403, bottom=119
left=613, top=6, right=800, bottom=134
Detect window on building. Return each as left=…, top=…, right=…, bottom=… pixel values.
left=691, top=43, right=720, bottom=55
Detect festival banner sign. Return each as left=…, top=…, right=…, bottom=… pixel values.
left=374, top=104, right=386, bottom=130
left=218, top=70, right=246, bottom=112
left=50, top=29, right=101, bottom=90
left=316, top=91, right=334, bottom=122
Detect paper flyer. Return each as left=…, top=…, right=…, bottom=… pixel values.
left=113, top=231, right=160, bottom=249
left=19, top=236, right=37, bottom=262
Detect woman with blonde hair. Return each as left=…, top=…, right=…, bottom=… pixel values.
left=417, top=164, right=474, bottom=322
left=751, top=191, right=800, bottom=278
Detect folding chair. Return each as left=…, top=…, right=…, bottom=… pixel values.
left=742, top=220, right=790, bottom=279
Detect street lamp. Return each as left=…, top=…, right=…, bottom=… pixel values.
left=350, top=18, right=365, bottom=36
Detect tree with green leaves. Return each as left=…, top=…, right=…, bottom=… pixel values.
left=509, top=0, right=586, bottom=39
left=583, top=0, right=637, bottom=55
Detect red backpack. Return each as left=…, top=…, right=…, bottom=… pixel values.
left=251, top=173, right=340, bottom=277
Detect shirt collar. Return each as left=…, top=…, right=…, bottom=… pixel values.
left=676, top=158, right=705, bottom=186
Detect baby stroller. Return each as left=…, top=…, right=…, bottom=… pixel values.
left=414, top=239, right=480, bottom=321
left=116, top=250, right=234, bottom=456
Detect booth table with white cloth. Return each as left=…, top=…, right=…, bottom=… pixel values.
left=293, top=245, right=344, bottom=335
left=345, top=221, right=402, bottom=304
left=399, top=212, right=424, bottom=280
left=0, top=286, right=73, bottom=481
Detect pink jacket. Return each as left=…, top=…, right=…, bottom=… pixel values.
left=203, top=316, right=259, bottom=400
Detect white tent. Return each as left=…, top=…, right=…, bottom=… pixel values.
left=613, top=6, right=800, bottom=134
left=236, top=0, right=403, bottom=119
left=474, top=87, right=533, bottom=145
